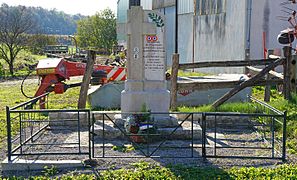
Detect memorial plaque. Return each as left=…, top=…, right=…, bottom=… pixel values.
left=122, top=7, right=170, bottom=116
left=144, top=12, right=166, bottom=81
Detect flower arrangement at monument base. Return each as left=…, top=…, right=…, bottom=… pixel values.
left=124, top=114, right=157, bottom=143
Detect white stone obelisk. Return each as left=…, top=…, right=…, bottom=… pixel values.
left=121, top=6, right=175, bottom=127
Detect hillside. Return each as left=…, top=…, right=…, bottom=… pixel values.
left=1, top=3, right=86, bottom=35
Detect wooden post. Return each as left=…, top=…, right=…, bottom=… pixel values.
left=212, top=58, right=284, bottom=108
left=283, top=46, right=291, bottom=100
left=170, top=53, right=179, bottom=111
left=78, top=50, right=96, bottom=109
left=264, top=49, right=274, bottom=102
left=290, top=55, right=296, bottom=94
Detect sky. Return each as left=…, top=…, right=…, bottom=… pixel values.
left=0, top=0, right=118, bottom=16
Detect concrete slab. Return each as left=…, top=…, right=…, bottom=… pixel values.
left=2, top=158, right=83, bottom=175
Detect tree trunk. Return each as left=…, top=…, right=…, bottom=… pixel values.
left=8, top=63, right=14, bottom=76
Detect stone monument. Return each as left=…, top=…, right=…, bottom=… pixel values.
left=121, top=6, right=177, bottom=127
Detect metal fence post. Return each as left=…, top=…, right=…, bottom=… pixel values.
left=88, top=111, right=91, bottom=160
left=202, top=113, right=206, bottom=161
left=282, top=111, right=287, bottom=162
left=6, top=106, right=12, bottom=162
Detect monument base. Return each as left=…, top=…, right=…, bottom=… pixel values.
left=121, top=89, right=170, bottom=113
left=92, top=119, right=201, bottom=140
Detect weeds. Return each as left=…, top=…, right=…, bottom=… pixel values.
left=42, top=165, right=59, bottom=177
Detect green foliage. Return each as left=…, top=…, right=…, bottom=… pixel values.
left=176, top=70, right=209, bottom=77
left=101, top=161, right=176, bottom=179
left=24, top=5, right=84, bottom=35
left=0, top=3, right=35, bottom=76
left=229, top=164, right=297, bottom=179
left=4, top=162, right=297, bottom=179
left=42, top=165, right=58, bottom=177
left=76, top=9, right=116, bottom=53
left=178, top=102, right=256, bottom=114
left=148, top=13, right=164, bottom=27
left=0, top=49, right=45, bottom=78
left=27, top=34, right=57, bottom=54
left=0, top=78, right=82, bottom=144
left=112, top=144, right=135, bottom=153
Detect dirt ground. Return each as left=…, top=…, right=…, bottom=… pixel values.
left=2, top=119, right=296, bottom=177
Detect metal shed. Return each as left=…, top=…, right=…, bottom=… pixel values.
left=117, top=0, right=291, bottom=74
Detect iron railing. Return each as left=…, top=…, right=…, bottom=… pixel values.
left=201, top=111, right=286, bottom=161
left=6, top=93, right=91, bottom=162
left=91, top=112, right=201, bottom=159
left=6, top=94, right=286, bottom=162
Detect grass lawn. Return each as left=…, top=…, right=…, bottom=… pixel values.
left=0, top=78, right=82, bottom=145
left=5, top=162, right=297, bottom=179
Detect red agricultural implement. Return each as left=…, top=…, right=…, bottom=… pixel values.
left=23, top=58, right=126, bottom=108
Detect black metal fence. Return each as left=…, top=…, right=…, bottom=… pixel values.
left=91, top=99, right=287, bottom=162
left=6, top=93, right=91, bottom=162
left=201, top=112, right=286, bottom=161
left=6, top=95, right=286, bottom=162
left=91, top=112, right=202, bottom=159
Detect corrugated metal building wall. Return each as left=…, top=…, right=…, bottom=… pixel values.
left=154, top=0, right=247, bottom=73
left=250, top=0, right=288, bottom=61
left=118, top=0, right=290, bottom=74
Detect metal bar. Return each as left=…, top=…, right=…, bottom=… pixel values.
left=92, top=113, right=95, bottom=159
left=19, top=112, right=23, bottom=154
left=214, top=115, right=217, bottom=156
left=282, top=111, right=287, bottom=162
left=272, top=117, right=275, bottom=158
left=179, top=59, right=282, bottom=70
left=30, top=113, right=34, bottom=143
left=146, top=121, right=149, bottom=157
left=205, top=155, right=283, bottom=160
left=20, top=119, right=78, bottom=123
left=191, top=113, right=194, bottom=158
left=6, top=106, right=12, bottom=162
left=203, top=112, right=283, bottom=118
left=216, top=123, right=269, bottom=127
left=88, top=111, right=91, bottom=160
left=93, top=156, right=203, bottom=159
left=11, top=109, right=90, bottom=113
left=11, top=124, right=49, bottom=154
left=11, top=93, right=50, bottom=110
left=215, top=146, right=272, bottom=150
left=202, top=113, right=206, bottom=161
left=104, top=114, right=148, bottom=156
left=23, top=143, right=79, bottom=146
left=249, top=95, right=283, bottom=115
left=103, top=113, right=105, bottom=158
left=149, top=114, right=192, bottom=157
left=12, top=152, right=89, bottom=156
left=78, top=111, right=81, bottom=153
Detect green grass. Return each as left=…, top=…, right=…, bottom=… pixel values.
left=4, top=162, right=297, bottom=179
left=177, top=70, right=209, bottom=77
left=0, top=78, right=82, bottom=145
left=166, top=69, right=209, bottom=77
left=178, top=102, right=256, bottom=113
left=0, top=49, right=46, bottom=77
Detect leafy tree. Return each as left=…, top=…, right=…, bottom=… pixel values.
left=0, top=4, right=35, bottom=76
left=76, top=8, right=116, bottom=53
left=28, top=34, right=57, bottom=54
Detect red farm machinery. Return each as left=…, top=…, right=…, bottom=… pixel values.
left=26, top=58, right=126, bottom=108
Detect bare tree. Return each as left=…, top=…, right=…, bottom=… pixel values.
left=0, top=4, right=35, bottom=76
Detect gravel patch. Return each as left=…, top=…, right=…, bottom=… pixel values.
left=2, top=117, right=296, bottom=177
